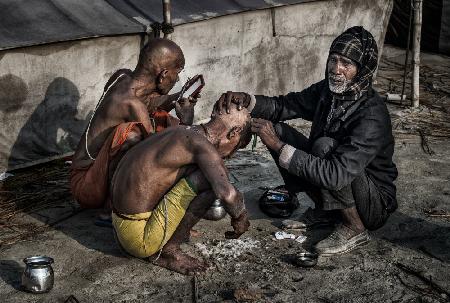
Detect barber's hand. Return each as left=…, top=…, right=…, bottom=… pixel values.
left=175, top=96, right=198, bottom=125
left=251, top=118, right=284, bottom=152
left=213, top=91, right=251, bottom=115
left=225, top=210, right=250, bottom=239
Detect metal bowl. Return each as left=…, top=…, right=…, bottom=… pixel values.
left=203, top=199, right=227, bottom=221
left=295, top=252, right=318, bottom=267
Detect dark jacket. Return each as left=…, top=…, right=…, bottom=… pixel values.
left=252, top=80, right=398, bottom=212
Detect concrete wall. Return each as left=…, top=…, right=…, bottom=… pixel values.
left=172, top=0, right=393, bottom=119
left=0, top=35, right=141, bottom=171
left=0, top=0, right=393, bottom=171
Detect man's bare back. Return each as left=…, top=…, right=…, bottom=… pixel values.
left=72, top=73, right=153, bottom=167
left=110, top=103, right=252, bottom=275
left=112, top=126, right=230, bottom=214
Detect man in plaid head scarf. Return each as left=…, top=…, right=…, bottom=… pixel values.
left=215, top=26, right=398, bottom=256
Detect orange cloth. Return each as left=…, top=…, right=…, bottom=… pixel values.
left=150, top=110, right=180, bottom=132
left=70, top=111, right=178, bottom=209
left=70, top=122, right=147, bottom=209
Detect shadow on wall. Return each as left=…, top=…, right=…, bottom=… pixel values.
left=6, top=77, right=88, bottom=171
left=0, top=74, right=28, bottom=170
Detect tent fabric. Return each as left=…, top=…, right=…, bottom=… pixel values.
left=0, top=0, right=144, bottom=51
left=106, top=0, right=314, bottom=27
left=0, top=0, right=313, bottom=51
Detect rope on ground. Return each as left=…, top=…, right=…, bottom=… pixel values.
left=418, top=129, right=435, bottom=155
left=0, top=208, right=85, bottom=248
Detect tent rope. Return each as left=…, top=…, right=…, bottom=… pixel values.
left=150, top=22, right=174, bottom=38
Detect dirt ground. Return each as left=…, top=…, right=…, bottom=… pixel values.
left=0, top=45, right=449, bottom=303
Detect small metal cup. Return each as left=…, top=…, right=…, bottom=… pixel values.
left=295, top=252, right=318, bottom=267
left=21, top=256, right=54, bottom=293
left=203, top=199, right=227, bottom=221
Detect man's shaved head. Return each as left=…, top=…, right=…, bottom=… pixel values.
left=134, top=38, right=185, bottom=95
left=214, top=104, right=251, bottom=136
left=136, top=38, right=185, bottom=76
left=209, top=103, right=252, bottom=156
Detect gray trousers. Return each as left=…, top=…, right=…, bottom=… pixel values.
left=269, top=123, right=388, bottom=230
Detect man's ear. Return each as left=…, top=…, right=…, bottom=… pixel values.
left=157, top=69, right=169, bottom=84
left=227, top=126, right=243, bottom=139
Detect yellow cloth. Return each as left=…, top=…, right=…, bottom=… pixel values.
left=112, top=178, right=197, bottom=258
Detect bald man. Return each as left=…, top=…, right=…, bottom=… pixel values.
left=70, top=38, right=197, bottom=215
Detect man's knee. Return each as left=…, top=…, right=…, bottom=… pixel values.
left=274, top=122, right=308, bottom=148
left=185, top=169, right=210, bottom=193
left=273, top=123, right=286, bottom=142
left=311, top=137, right=338, bottom=159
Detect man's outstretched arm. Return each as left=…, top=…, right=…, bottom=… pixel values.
left=192, top=141, right=250, bottom=238
left=213, top=80, right=326, bottom=123
left=146, top=93, right=179, bottom=112
left=147, top=93, right=198, bottom=125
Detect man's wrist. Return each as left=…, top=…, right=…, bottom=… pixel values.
left=246, top=94, right=256, bottom=112
left=275, top=141, right=286, bottom=154
left=228, top=196, right=246, bottom=219
left=232, top=209, right=247, bottom=222
left=270, top=140, right=284, bottom=154
left=278, top=144, right=296, bottom=169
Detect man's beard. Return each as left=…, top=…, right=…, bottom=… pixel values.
left=328, top=74, right=350, bottom=94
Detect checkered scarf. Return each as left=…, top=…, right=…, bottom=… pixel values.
left=327, top=26, right=378, bottom=101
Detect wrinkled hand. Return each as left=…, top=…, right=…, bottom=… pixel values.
left=251, top=118, right=283, bottom=152
left=225, top=210, right=250, bottom=239
left=175, top=95, right=199, bottom=125
left=213, top=91, right=251, bottom=115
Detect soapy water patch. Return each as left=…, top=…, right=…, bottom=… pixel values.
left=195, top=238, right=260, bottom=263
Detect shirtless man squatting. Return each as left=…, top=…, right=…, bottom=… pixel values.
left=111, top=101, right=252, bottom=275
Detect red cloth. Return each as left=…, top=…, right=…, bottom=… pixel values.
left=70, top=122, right=147, bottom=209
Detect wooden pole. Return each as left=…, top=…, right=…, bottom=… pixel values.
left=401, top=0, right=413, bottom=103
left=162, top=0, right=172, bottom=39
left=411, top=0, right=422, bottom=107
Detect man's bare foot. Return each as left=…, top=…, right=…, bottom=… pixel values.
left=180, top=229, right=202, bottom=243
left=152, top=248, right=208, bottom=275
left=190, top=229, right=202, bottom=237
